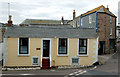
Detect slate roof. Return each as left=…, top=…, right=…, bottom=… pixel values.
left=4, top=26, right=97, bottom=38
left=21, top=19, right=69, bottom=25
left=28, top=24, right=73, bottom=28
left=74, top=5, right=116, bottom=20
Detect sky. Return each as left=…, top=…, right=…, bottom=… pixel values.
left=0, top=0, right=119, bottom=25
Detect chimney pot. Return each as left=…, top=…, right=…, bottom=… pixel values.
left=7, top=15, right=12, bottom=27
left=61, top=16, right=64, bottom=25
left=73, top=10, right=76, bottom=19
left=106, top=5, right=109, bottom=10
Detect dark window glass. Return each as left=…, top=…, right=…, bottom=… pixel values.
left=19, top=38, right=29, bottom=54
left=58, top=38, right=67, bottom=54
left=79, top=39, right=87, bottom=54
left=72, top=58, right=79, bottom=63
left=33, top=58, right=38, bottom=64
left=109, top=39, right=115, bottom=49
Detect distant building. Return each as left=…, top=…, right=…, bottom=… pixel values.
left=68, top=5, right=117, bottom=54
left=20, top=18, right=70, bottom=26
left=116, top=25, right=120, bottom=42
left=118, top=1, right=120, bottom=24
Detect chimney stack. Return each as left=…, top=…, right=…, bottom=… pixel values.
left=61, top=16, right=64, bottom=25
left=106, top=5, right=109, bottom=10
left=7, top=15, right=12, bottom=27
left=73, top=10, right=76, bottom=19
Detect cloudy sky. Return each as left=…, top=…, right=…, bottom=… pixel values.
left=0, top=0, right=119, bottom=24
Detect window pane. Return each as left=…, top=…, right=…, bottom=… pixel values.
left=79, top=39, right=87, bottom=54
left=20, top=46, right=28, bottom=53
left=84, top=40, right=86, bottom=46
left=80, top=47, right=86, bottom=53
left=58, top=38, right=67, bottom=54
left=33, top=58, right=38, bottom=63
left=72, top=58, right=79, bottom=63
left=19, top=38, right=28, bottom=54
left=59, top=47, right=66, bottom=53
left=109, top=39, right=115, bottom=49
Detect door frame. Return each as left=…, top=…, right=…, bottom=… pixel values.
left=41, top=38, right=51, bottom=67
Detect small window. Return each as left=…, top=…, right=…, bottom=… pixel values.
left=79, top=39, right=87, bottom=55
left=19, top=38, right=29, bottom=54
left=81, top=18, right=83, bottom=26
left=72, top=58, right=79, bottom=63
left=110, top=28, right=112, bottom=35
left=71, top=57, right=80, bottom=65
left=32, top=57, right=39, bottom=65
left=110, top=16, right=112, bottom=23
left=89, top=15, right=92, bottom=24
left=58, top=38, right=67, bottom=55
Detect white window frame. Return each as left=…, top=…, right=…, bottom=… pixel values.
left=18, top=38, right=30, bottom=56
left=81, top=18, right=83, bottom=26
left=110, top=16, right=112, bottom=23
left=78, top=39, right=89, bottom=56
left=57, top=38, right=69, bottom=56
left=70, top=57, right=80, bottom=66
left=73, top=21, right=76, bottom=27
left=89, top=15, right=92, bottom=24
left=110, top=28, right=112, bottom=35
left=31, top=56, right=39, bottom=66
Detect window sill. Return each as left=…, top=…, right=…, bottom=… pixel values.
left=78, top=55, right=88, bottom=57
left=18, top=54, right=30, bottom=57
left=32, top=64, right=39, bottom=66
left=57, top=54, right=68, bottom=57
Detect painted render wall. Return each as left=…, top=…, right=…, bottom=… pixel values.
left=4, top=38, right=98, bottom=67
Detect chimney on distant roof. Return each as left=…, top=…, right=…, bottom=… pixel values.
left=61, top=16, right=64, bottom=25
left=73, top=10, right=76, bottom=19
left=7, top=15, right=12, bottom=27
left=106, top=5, right=109, bottom=10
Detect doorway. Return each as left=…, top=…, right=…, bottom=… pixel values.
left=41, top=39, right=51, bottom=69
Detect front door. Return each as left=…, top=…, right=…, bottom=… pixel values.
left=98, top=41, right=105, bottom=55
left=42, top=40, right=50, bottom=69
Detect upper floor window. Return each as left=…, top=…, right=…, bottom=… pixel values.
left=73, top=21, right=76, bottom=27
left=58, top=38, right=68, bottom=55
left=77, top=20, right=79, bottom=27
left=81, top=18, right=83, bottom=26
left=89, top=15, right=92, bottom=24
left=110, top=16, right=112, bottom=23
left=19, top=38, right=29, bottom=54
left=79, top=39, right=87, bottom=55
left=110, top=28, right=112, bottom=35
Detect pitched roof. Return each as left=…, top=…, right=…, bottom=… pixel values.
left=28, top=24, right=73, bottom=28
left=4, top=26, right=97, bottom=38
left=21, top=19, right=69, bottom=25
left=74, top=5, right=116, bottom=19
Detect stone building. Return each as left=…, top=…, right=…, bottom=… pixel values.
left=68, top=5, right=117, bottom=54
